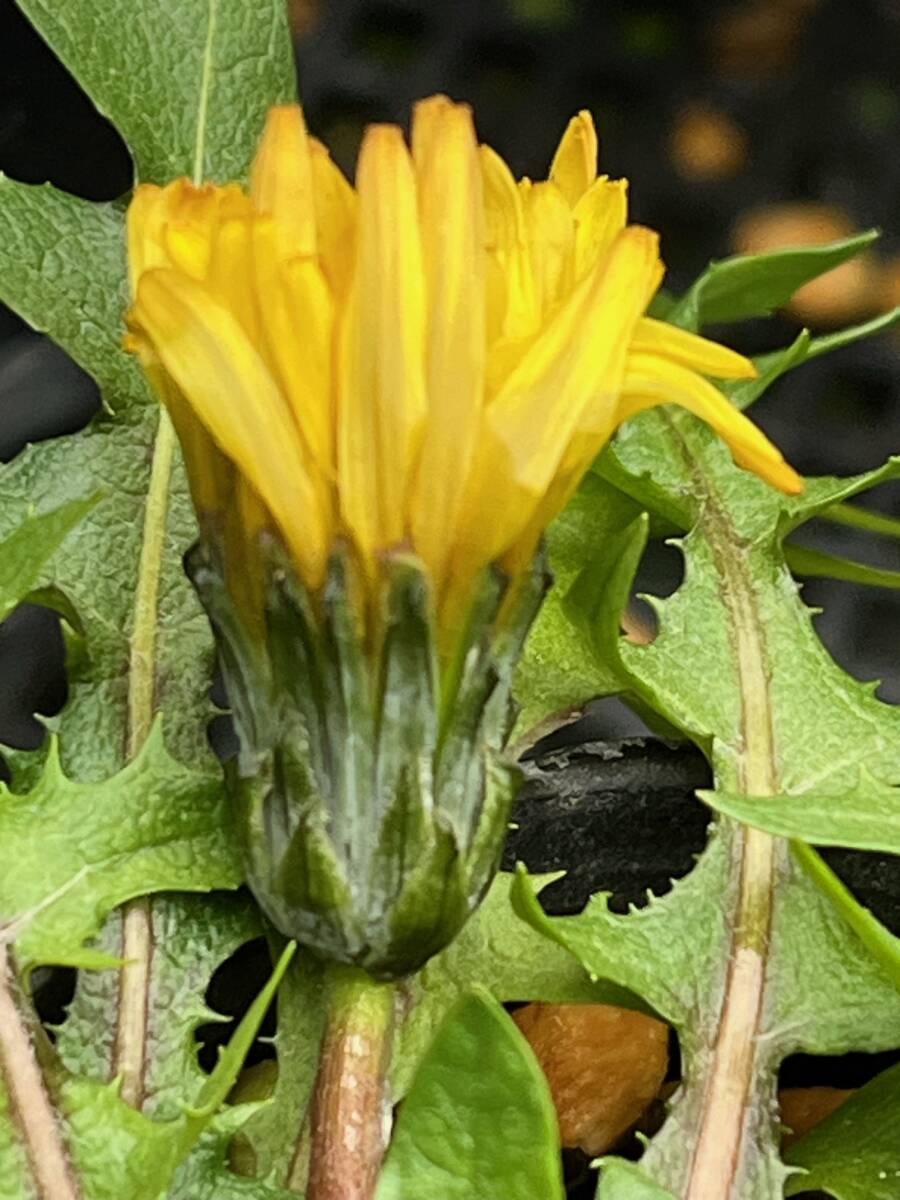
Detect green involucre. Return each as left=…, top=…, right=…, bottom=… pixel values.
left=190, top=540, right=546, bottom=978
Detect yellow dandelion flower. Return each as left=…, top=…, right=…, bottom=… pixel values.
left=124, top=98, right=803, bottom=977
left=126, top=97, right=800, bottom=640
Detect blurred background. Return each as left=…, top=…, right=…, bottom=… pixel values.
left=1, top=0, right=900, bottom=751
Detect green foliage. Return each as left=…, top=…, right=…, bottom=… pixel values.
left=0, top=720, right=240, bottom=972
left=0, top=496, right=99, bottom=623
left=704, top=771, right=900, bottom=852
left=0, top=932, right=293, bottom=1200
left=234, top=871, right=635, bottom=1190
left=201, top=543, right=544, bottom=979
left=790, top=842, right=900, bottom=989
left=0, top=3, right=298, bottom=1198
left=0, top=2, right=899, bottom=1198
left=784, top=1061, right=900, bottom=1198
left=513, top=236, right=900, bottom=1196
left=0, top=184, right=199, bottom=781
left=784, top=542, right=900, bottom=589
left=824, top=499, right=900, bottom=538
left=593, top=1163, right=677, bottom=1199
left=229, top=946, right=324, bottom=1192
left=0, top=0, right=296, bottom=777
left=513, top=477, right=641, bottom=738
left=376, top=991, right=564, bottom=1200
left=514, top=307, right=900, bottom=749
left=668, top=230, right=878, bottom=327
left=726, top=308, right=900, bottom=412
left=394, top=872, right=642, bottom=1096
left=15, top=0, right=295, bottom=185
left=68, top=941, right=292, bottom=1200
left=55, top=893, right=261, bottom=1104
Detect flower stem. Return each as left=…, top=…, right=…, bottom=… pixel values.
left=306, top=964, right=395, bottom=1200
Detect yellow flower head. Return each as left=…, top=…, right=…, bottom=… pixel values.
left=126, top=97, right=801, bottom=636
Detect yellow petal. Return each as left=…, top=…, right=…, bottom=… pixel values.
left=487, top=226, right=662, bottom=496
left=164, top=221, right=214, bottom=280
left=133, top=268, right=329, bottom=585
left=158, top=183, right=251, bottom=281
left=573, top=177, right=628, bottom=279
left=169, top=385, right=268, bottom=631
left=410, top=93, right=454, bottom=163
left=550, top=110, right=598, bottom=207
left=480, top=143, right=538, bottom=342
left=499, top=457, right=588, bottom=583
left=485, top=325, right=544, bottom=399
left=621, top=351, right=803, bottom=494
left=139, top=361, right=231, bottom=520
left=630, top=317, right=757, bottom=379
left=144, top=362, right=267, bottom=630
left=128, top=181, right=250, bottom=344
left=453, top=226, right=662, bottom=584
left=310, top=136, right=358, bottom=297
left=127, top=181, right=186, bottom=291
left=337, top=124, right=427, bottom=564
left=521, top=179, right=575, bottom=316
left=410, top=96, right=486, bottom=583
left=251, top=217, right=335, bottom=474
left=487, top=179, right=626, bottom=392
left=205, top=216, right=260, bottom=344
left=251, top=104, right=317, bottom=257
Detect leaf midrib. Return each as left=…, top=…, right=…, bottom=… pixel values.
left=660, top=412, right=783, bottom=1200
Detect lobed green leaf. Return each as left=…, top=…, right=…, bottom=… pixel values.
left=376, top=990, right=564, bottom=1200
left=512, top=225, right=900, bottom=1196
left=0, top=495, right=98, bottom=624
left=15, top=0, right=296, bottom=185
left=0, top=720, right=241, bottom=972
left=784, top=1061, right=900, bottom=1198
left=668, top=231, right=879, bottom=329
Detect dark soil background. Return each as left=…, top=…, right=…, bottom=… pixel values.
left=1, top=2, right=900, bottom=1197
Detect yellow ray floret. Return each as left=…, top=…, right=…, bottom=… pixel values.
left=125, top=96, right=803, bottom=636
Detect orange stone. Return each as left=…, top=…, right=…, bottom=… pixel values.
left=514, top=1003, right=669, bottom=1156
left=621, top=601, right=655, bottom=646
left=779, top=1087, right=854, bottom=1149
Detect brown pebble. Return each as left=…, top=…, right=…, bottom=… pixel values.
left=622, top=601, right=656, bottom=646
left=779, top=1086, right=854, bottom=1148
left=514, top=1003, right=669, bottom=1156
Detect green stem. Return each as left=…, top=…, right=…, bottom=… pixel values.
left=114, top=407, right=177, bottom=1108
left=822, top=500, right=900, bottom=541
left=306, top=965, right=395, bottom=1200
